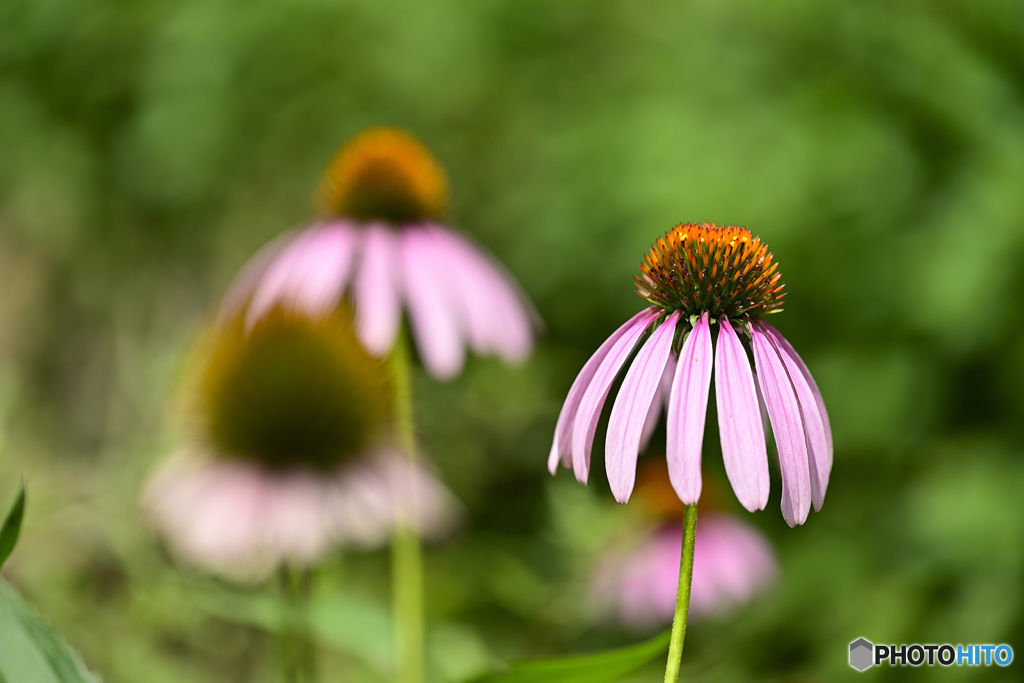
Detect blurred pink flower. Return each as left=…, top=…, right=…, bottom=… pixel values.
left=222, top=128, right=537, bottom=379
left=592, top=513, right=777, bottom=629
left=142, top=307, right=458, bottom=581
left=143, top=450, right=457, bottom=582
left=549, top=224, right=832, bottom=526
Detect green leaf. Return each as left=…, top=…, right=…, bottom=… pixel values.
left=466, top=631, right=671, bottom=683
left=0, top=581, right=100, bottom=683
left=0, top=483, right=25, bottom=570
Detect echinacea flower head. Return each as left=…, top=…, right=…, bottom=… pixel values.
left=317, top=127, right=448, bottom=223
left=223, top=127, right=537, bottom=379
left=593, top=459, right=777, bottom=629
left=549, top=223, right=832, bottom=526
left=199, top=307, right=391, bottom=470
left=143, top=307, right=457, bottom=581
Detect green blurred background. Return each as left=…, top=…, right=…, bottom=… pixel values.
left=2, top=0, right=1023, bottom=681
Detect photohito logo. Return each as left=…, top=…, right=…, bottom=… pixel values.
left=849, top=637, right=1014, bottom=671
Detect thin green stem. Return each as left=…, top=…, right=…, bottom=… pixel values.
left=297, top=569, right=317, bottom=683
left=278, top=565, right=317, bottom=683
left=389, top=335, right=424, bottom=683
left=663, top=504, right=699, bottom=683
left=278, top=566, right=298, bottom=683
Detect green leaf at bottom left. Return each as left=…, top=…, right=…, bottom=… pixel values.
left=0, top=582, right=99, bottom=683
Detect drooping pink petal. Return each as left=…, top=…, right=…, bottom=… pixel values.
left=714, top=319, right=769, bottom=512
left=246, top=222, right=359, bottom=328
left=264, top=472, right=335, bottom=564
left=399, top=225, right=466, bottom=379
left=421, top=227, right=492, bottom=354
left=326, top=459, right=395, bottom=547
left=142, top=455, right=336, bottom=581
left=548, top=309, right=654, bottom=474
left=377, top=451, right=460, bottom=539
left=751, top=324, right=811, bottom=526
left=353, top=223, right=402, bottom=356
left=666, top=313, right=713, bottom=504
left=329, top=451, right=460, bottom=545
left=570, top=309, right=659, bottom=483
left=426, top=225, right=537, bottom=363
left=219, top=231, right=295, bottom=322
left=760, top=322, right=832, bottom=510
left=244, top=231, right=319, bottom=324
left=606, top=311, right=680, bottom=503
left=638, top=355, right=676, bottom=452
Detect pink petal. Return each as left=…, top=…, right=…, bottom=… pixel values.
left=548, top=309, right=653, bottom=474
left=751, top=324, right=811, bottom=526
left=714, top=319, right=769, bottom=512
left=353, top=223, right=402, bottom=356
left=219, top=231, right=295, bottom=322
left=606, top=311, right=679, bottom=503
left=327, top=460, right=395, bottom=547
left=264, top=472, right=334, bottom=563
left=378, top=452, right=460, bottom=539
left=399, top=226, right=465, bottom=379
left=246, top=222, right=358, bottom=327
left=666, top=312, right=713, bottom=504
left=760, top=322, right=832, bottom=510
left=638, top=355, right=676, bottom=452
left=421, top=227, right=492, bottom=354
left=570, top=309, right=659, bottom=483
left=426, top=225, right=537, bottom=362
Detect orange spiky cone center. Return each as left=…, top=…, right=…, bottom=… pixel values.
left=635, top=223, right=785, bottom=319
left=317, top=127, right=449, bottom=223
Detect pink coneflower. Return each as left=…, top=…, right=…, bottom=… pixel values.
left=142, top=307, right=457, bottom=581
left=549, top=224, right=832, bottom=526
left=592, top=462, right=777, bottom=628
left=222, top=128, right=537, bottom=379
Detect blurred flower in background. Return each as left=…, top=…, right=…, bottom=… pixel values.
left=592, top=461, right=777, bottom=629
left=222, top=128, right=538, bottom=379
left=142, top=306, right=457, bottom=581
left=549, top=224, right=832, bottom=526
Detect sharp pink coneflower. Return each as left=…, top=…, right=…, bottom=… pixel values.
left=222, top=128, right=537, bottom=379
left=549, top=224, right=832, bottom=526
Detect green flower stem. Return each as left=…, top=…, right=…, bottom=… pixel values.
left=278, top=565, right=316, bottom=683
left=389, top=334, right=424, bottom=683
left=663, top=504, right=698, bottom=683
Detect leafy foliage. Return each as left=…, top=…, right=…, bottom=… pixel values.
left=467, top=631, right=670, bottom=683
left=0, top=583, right=99, bottom=683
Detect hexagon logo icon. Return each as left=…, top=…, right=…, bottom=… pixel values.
left=849, top=638, right=874, bottom=671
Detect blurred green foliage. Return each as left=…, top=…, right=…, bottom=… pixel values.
left=2, top=0, right=1024, bottom=681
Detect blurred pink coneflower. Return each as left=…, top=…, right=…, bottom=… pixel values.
left=142, top=307, right=456, bottom=581
left=549, top=224, right=832, bottom=526
left=592, top=463, right=777, bottom=628
left=594, top=515, right=777, bottom=628
left=223, top=128, right=537, bottom=379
